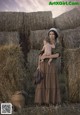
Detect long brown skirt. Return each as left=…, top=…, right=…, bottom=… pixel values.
left=34, top=60, right=61, bottom=104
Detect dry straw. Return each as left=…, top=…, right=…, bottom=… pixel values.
left=63, top=48, right=80, bottom=102
left=0, top=44, right=27, bottom=101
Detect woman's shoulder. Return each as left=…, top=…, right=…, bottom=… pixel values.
left=52, top=42, right=62, bottom=55
left=55, top=42, right=62, bottom=49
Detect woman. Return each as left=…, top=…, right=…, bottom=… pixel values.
left=34, top=28, right=62, bottom=106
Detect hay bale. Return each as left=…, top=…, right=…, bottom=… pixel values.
left=29, top=29, right=49, bottom=50
left=0, top=11, right=54, bottom=31
left=63, top=48, right=80, bottom=102
left=54, top=8, right=80, bottom=30
left=24, top=11, right=54, bottom=31
left=60, top=26, right=80, bottom=49
left=27, top=49, right=40, bottom=89
left=0, top=44, right=27, bottom=101
left=0, top=12, right=23, bottom=31
left=27, top=49, right=40, bottom=72
left=0, top=32, right=20, bottom=45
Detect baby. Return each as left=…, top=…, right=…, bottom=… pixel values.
left=37, top=37, right=55, bottom=70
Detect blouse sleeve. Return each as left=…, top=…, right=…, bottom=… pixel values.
left=52, top=43, right=62, bottom=57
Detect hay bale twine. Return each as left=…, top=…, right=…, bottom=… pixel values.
left=0, top=32, right=20, bottom=45
left=54, top=8, right=80, bottom=30
left=0, top=12, right=23, bottom=31
left=11, top=91, right=26, bottom=109
left=60, top=26, right=80, bottom=49
left=63, top=48, right=80, bottom=102
left=24, top=11, right=54, bottom=31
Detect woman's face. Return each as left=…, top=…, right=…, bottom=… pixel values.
left=49, top=31, right=56, bottom=44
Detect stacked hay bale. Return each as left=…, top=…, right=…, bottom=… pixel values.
left=60, top=27, right=80, bottom=49
left=0, top=11, right=54, bottom=32
left=23, top=11, right=54, bottom=31
left=0, top=12, right=23, bottom=31
left=0, top=44, right=27, bottom=102
left=0, top=32, right=19, bottom=45
left=0, top=11, right=54, bottom=62
left=0, top=32, right=27, bottom=102
left=29, top=29, right=49, bottom=49
left=60, top=26, right=80, bottom=102
left=63, top=48, right=80, bottom=102
left=54, top=8, right=80, bottom=30
left=55, top=8, right=80, bottom=102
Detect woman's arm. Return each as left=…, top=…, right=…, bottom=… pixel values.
left=47, top=53, right=59, bottom=58
left=40, top=53, right=59, bottom=60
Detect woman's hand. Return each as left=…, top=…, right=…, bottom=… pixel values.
left=40, top=55, right=47, bottom=60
